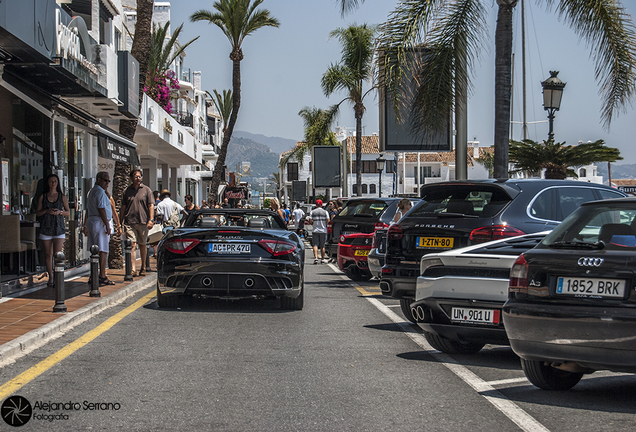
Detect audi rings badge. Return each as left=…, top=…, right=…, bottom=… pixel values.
left=578, top=257, right=604, bottom=267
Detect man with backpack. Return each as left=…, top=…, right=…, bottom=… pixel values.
left=155, top=189, right=184, bottom=228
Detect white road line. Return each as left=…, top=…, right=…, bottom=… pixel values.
left=485, top=377, right=532, bottom=387
left=330, top=263, right=549, bottom=432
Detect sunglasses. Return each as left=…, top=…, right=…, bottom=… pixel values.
left=100, top=178, right=111, bottom=183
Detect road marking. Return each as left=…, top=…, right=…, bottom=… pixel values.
left=0, top=290, right=156, bottom=400
left=331, top=270, right=549, bottom=432
left=355, top=287, right=378, bottom=296
left=485, top=377, right=531, bottom=387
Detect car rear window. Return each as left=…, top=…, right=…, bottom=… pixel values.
left=411, top=186, right=512, bottom=218
left=542, top=203, right=636, bottom=250
left=338, top=200, right=389, bottom=218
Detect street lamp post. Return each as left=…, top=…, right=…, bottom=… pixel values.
left=376, top=154, right=386, bottom=197
left=541, top=71, right=566, bottom=142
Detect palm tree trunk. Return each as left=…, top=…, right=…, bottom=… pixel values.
left=210, top=53, right=242, bottom=202
left=355, top=103, right=364, bottom=196
left=493, top=0, right=517, bottom=179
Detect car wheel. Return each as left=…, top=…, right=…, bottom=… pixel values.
left=424, top=331, right=485, bottom=354
left=344, top=267, right=372, bottom=282
left=520, top=358, right=583, bottom=391
left=156, top=286, right=182, bottom=309
left=400, top=298, right=418, bottom=324
left=281, top=276, right=304, bottom=310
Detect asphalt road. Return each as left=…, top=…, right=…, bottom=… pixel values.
left=0, top=253, right=634, bottom=431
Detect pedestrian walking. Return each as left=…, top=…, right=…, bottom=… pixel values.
left=184, top=194, right=199, bottom=214
left=85, top=171, right=115, bottom=286
left=308, top=199, right=329, bottom=264
left=119, top=169, right=155, bottom=277
left=282, top=203, right=291, bottom=226
left=393, top=198, right=412, bottom=223
left=291, top=202, right=305, bottom=237
left=156, top=189, right=184, bottom=228
left=35, top=173, right=70, bottom=287
left=269, top=197, right=285, bottom=220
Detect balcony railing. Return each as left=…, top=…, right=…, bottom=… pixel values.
left=175, top=111, right=193, bottom=128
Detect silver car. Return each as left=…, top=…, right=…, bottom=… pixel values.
left=410, top=232, right=550, bottom=354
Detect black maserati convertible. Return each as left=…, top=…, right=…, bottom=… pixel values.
left=156, top=209, right=304, bottom=310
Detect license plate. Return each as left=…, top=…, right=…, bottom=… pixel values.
left=209, top=243, right=251, bottom=254
left=451, top=307, right=500, bottom=325
left=556, top=277, right=625, bottom=298
left=417, top=237, right=454, bottom=249
left=354, top=249, right=370, bottom=256
left=342, top=231, right=357, bottom=236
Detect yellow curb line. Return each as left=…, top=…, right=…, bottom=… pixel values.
left=0, top=290, right=156, bottom=400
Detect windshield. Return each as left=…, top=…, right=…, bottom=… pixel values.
left=541, top=203, right=636, bottom=250
left=184, top=211, right=286, bottom=229
left=411, top=186, right=512, bottom=218
left=338, top=200, right=389, bottom=218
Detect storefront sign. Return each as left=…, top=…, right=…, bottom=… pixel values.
left=98, top=134, right=139, bottom=166
left=225, top=189, right=246, bottom=199
left=54, top=9, right=97, bottom=75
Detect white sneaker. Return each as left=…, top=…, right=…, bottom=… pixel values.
left=314, top=259, right=319, bottom=264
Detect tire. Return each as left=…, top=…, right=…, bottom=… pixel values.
left=400, top=298, right=418, bottom=324
left=281, top=276, right=304, bottom=310
left=156, top=286, right=182, bottom=308
left=520, top=358, right=583, bottom=391
left=345, top=267, right=372, bottom=282
left=424, top=331, right=485, bottom=355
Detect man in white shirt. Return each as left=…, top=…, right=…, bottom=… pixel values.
left=155, top=189, right=184, bottom=227
left=308, top=199, right=330, bottom=264
left=291, top=202, right=305, bottom=237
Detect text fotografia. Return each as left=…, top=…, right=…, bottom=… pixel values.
left=34, top=400, right=121, bottom=411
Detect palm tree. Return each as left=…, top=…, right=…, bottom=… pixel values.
left=279, top=106, right=339, bottom=170
left=509, top=139, right=622, bottom=179
left=206, top=89, right=233, bottom=203
left=110, top=0, right=154, bottom=269
left=322, top=24, right=377, bottom=196
left=191, top=0, right=280, bottom=203
left=339, top=0, right=636, bottom=179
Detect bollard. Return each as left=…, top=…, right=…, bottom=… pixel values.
left=145, top=244, right=152, bottom=272
left=53, top=252, right=67, bottom=313
left=89, top=244, right=101, bottom=297
left=124, top=238, right=133, bottom=281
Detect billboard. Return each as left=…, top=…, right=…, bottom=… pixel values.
left=379, top=48, right=451, bottom=152
left=312, top=146, right=342, bottom=188
left=292, top=181, right=306, bottom=202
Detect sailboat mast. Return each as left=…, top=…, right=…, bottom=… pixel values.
left=522, top=0, right=527, bottom=140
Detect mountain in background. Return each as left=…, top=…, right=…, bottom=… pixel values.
left=597, top=163, right=636, bottom=179
left=233, top=131, right=298, bottom=155
left=226, top=136, right=280, bottom=182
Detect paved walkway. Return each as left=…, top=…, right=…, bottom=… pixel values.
left=0, top=259, right=156, bottom=362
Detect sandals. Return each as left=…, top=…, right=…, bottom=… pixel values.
left=99, top=277, right=115, bottom=286
left=47, top=281, right=55, bottom=287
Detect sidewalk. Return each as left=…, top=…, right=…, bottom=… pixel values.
left=0, top=259, right=157, bottom=362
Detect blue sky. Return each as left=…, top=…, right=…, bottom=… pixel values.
left=170, top=0, right=635, bottom=163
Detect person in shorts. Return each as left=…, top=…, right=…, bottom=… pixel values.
left=119, top=169, right=155, bottom=277
left=308, top=199, right=330, bottom=264
left=85, top=172, right=115, bottom=285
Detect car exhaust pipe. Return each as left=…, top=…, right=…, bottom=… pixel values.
left=411, top=305, right=430, bottom=323
left=244, top=277, right=255, bottom=287
left=202, top=277, right=213, bottom=287
left=379, top=281, right=391, bottom=294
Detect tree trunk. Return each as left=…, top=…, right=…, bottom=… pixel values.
left=209, top=50, right=242, bottom=203
left=110, top=0, right=153, bottom=268
left=355, top=101, right=364, bottom=196
left=492, top=0, right=517, bottom=179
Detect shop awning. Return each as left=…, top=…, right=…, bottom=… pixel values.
left=97, top=128, right=139, bottom=166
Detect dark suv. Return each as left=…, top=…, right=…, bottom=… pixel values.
left=381, top=179, right=626, bottom=321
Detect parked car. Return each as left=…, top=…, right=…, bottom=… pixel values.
left=503, top=198, right=636, bottom=390
left=411, top=232, right=549, bottom=354
left=327, top=198, right=418, bottom=281
left=368, top=198, right=420, bottom=279
left=382, top=179, right=627, bottom=323
left=156, top=209, right=305, bottom=310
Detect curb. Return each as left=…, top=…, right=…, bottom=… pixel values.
left=0, top=274, right=157, bottom=363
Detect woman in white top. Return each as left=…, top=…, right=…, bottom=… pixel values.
left=393, top=198, right=412, bottom=223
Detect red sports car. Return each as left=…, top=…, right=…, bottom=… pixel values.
left=337, top=233, right=373, bottom=281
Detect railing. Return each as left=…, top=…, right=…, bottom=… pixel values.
left=175, top=111, right=193, bottom=128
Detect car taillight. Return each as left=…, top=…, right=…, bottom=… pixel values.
left=387, top=224, right=403, bottom=240
left=509, top=254, right=529, bottom=294
left=258, top=239, right=296, bottom=256
left=327, top=220, right=333, bottom=234
left=469, top=225, right=525, bottom=243
left=164, top=238, right=200, bottom=254
left=375, top=222, right=389, bottom=230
